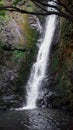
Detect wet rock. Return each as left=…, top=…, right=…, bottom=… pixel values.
left=0, top=14, right=26, bottom=111
left=28, top=15, right=42, bottom=33
left=52, top=16, right=60, bottom=46
left=0, top=19, right=25, bottom=47
left=0, top=9, right=41, bottom=111
left=37, top=89, right=56, bottom=108
left=69, top=68, right=73, bottom=85
left=49, top=18, right=73, bottom=111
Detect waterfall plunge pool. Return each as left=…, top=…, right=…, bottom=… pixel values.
left=0, top=108, right=73, bottom=130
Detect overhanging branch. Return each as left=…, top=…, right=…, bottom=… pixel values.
left=0, top=4, right=73, bottom=22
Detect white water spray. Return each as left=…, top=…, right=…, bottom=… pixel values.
left=21, top=1, right=57, bottom=110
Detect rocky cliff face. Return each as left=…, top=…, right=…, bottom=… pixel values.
left=0, top=1, right=73, bottom=112
left=49, top=18, right=73, bottom=111
left=0, top=10, right=41, bottom=110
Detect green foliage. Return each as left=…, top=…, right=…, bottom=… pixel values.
left=13, top=0, right=32, bottom=11
left=0, top=0, right=4, bottom=6
left=13, top=0, right=25, bottom=5
left=0, top=0, right=6, bottom=16
left=12, top=50, right=25, bottom=62
left=0, top=14, right=9, bottom=31
left=0, top=0, right=9, bottom=29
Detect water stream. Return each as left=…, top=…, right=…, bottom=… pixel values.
left=22, top=2, right=57, bottom=110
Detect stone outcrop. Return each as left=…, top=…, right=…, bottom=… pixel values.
left=49, top=18, right=73, bottom=111
left=0, top=10, right=41, bottom=110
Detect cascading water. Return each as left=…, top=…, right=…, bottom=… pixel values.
left=21, top=1, right=57, bottom=110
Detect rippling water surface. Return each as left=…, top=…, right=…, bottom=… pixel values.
left=0, top=108, right=73, bottom=130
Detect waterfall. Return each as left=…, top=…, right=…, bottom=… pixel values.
left=21, top=1, right=57, bottom=110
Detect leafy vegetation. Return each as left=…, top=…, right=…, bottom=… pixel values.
left=12, top=50, right=25, bottom=62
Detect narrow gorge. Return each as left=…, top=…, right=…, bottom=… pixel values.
left=0, top=0, right=73, bottom=130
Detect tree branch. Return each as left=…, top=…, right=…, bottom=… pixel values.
left=0, top=45, right=29, bottom=52
left=31, top=0, right=61, bottom=12
left=58, top=0, right=73, bottom=15
left=0, top=2, right=73, bottom=22
left=32, top=1, right=48, bottom=13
